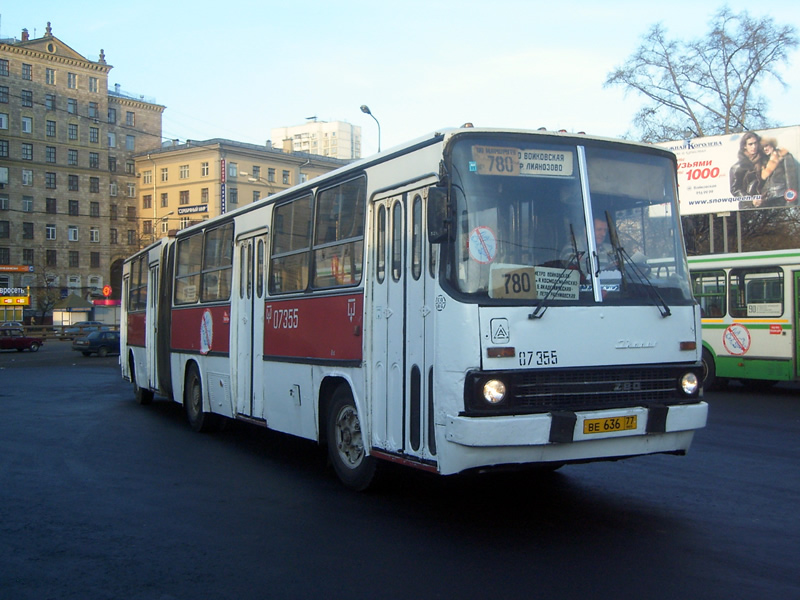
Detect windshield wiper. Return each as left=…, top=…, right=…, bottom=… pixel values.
left=605, top=213, right=671, bottom=318
left=528, top=262, right=578, bottom=320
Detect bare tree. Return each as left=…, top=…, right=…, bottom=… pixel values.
left=605, top=7, right=797, bottom=142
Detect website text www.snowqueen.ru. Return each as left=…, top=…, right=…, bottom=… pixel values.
left=686, top=195, right=757, bottom=207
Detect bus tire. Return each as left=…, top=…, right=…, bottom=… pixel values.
left=327, top=385, right=376, bottom=491
left=185, top=364, right=219, bottom=432
left=131, top=358, right=153, bottom=405
left=702, top=347, right=717, bottom=390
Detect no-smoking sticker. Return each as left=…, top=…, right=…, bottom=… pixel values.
left=468, top=226, right=497, bottom=264
left=722, top=323, right=751, bottom=356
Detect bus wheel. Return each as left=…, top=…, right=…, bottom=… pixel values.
left=327, top=385, right=376, bottom=491
left=702, top=348, right=717, bottom=390
left=131, top=359, right=153, bottom=405
left=185, top=365, right=218, bottom=432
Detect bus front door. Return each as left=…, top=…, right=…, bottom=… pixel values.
left=371, top=190, right=436, bottom=462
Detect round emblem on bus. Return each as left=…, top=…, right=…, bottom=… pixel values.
left=722, top=323, right=750, bottom=356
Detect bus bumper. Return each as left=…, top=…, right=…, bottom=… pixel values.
left=440, top=401, right=708, bottom=475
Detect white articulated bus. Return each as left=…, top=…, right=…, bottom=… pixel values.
left=121, top=126, right=707, bottom=490
left=689, top=249, right=800, bottom=388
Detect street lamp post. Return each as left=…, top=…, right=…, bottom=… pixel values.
left=240, top=172, right=275, bottom=200
left=360, top=105, right=381, bottom=153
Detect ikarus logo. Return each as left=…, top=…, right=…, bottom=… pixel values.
left=615, top=340, right=657, bottom=349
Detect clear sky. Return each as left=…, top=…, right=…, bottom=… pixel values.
left=2, top=1, right=798, bottom=156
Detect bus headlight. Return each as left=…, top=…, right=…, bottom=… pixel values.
left=680, top=372, right=699, bottom=396
left=482, top=379, right=507, bottom=404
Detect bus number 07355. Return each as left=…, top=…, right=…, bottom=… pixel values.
left=273, top=308, right=299, bottom=329
left=519, top=350, right=558, bottom=366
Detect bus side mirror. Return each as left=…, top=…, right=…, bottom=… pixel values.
left=427, top=186, right=450, bottom=244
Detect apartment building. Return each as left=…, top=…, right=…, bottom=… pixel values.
left=0, top=23, right=163, bottom=319
left=271, top=120, right=362, bottom=160
left=135, top=138, right=348, bottom=241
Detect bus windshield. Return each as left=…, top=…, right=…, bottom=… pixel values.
left=443, top=134, right=693, bottom=307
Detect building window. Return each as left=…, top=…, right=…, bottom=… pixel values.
left=160, top=193, right=168, bottom=208
left=46, top=224, right=56, bottom=240
left=90, top=228, right=100, bottom=243
left=180, top=165, right=189, bottom=179
left=201, top=188, right=209, bottom=203
left=23, top=222, right=34, bottom=239
left=127, top=183, right=136, bottom=197
left=69, top=251, right=79, bottom=267
left=90, top=202, right=100, bottom=217
left=23, top=249, right=34, bottom=265
left=22, top=117, right=32, bottom=134
left=22, top=197, right=33, bottom=212
left=108, top=108, right=116, bottom=124
left=108, top=132, right=116, bottom=147
left=201, top=162, right=209, bottom=176
left=162, top=220, right=171, bottom=234
left=0, top=220, right=8, bottom=238
left=143, top=195, right=152, bottom=209
left=108, top=156, right=117, bottom=172
left=46, top=249, right=57, bottom=266
left=126, top=161, right=135, bottom=174
left=68, top=73, right=77, bottom=89
left=21, top=90, right=33, bottom=107
left=68, top=175, right=79, bottom=191
left=0, top=86, right=7, bottom=103
left=21, top=143, right=33, bottom=160
left=89, top=177, right=99, bottom=193
left=161, top=168, right=168, bottom=182
left=88, top=102, right=98, bottom=119
left=180, top=217, right=190, bottom=229
left=0, top=140, right=6, bottom=157
left=45, top=173, right=56, bottom=189
left=0, top=247, right=10, bottom=265
left=180, top=190, right=190, bottom=205
left=127, top=207, right=136, bottom=221
left=46, top=198, right=57, bottom=214
left=252, top=166, right=261, bottom=179
left=143, top=171, right=152, bottom=184
left=229, top=188, right=238, bottom=205
left=282, top=170, right=290, bottom=185
left=0, top=194, right=7, bottom=210
left=228, top=162, right=238, bottom=178
left=89, top=127, right=99, bottom=143
left=91, top=252, right=100, bottom=268
left=126, top=111, right=135, bottom=126
left=22, top=64, right=32, bottom=80
left=0, top=112, right=6, bottom=129
left=45, top=94, right=55, bottom=110
left=68, top=226, right=79, bottom=241
left=253, top=191, right=260, bottom=203
left=46, top=146, right=56, bottom=163
left=126, top=135, right=134, bottom=151
left=68, top=149, right=78, bottom=165
left=110, top=182, right=118, bottom=197
left=268, top=168, right=275, bottom=182
left=69, top=200, right=79, bottom=216
left=110, top=205, right=118, bottom=220
left=89, top=152, right=99, bottom=169
left=46, top=68, right=56, bottom=85
left=110, top=229, right=118, bottom=245
left=142, top=220, right=152, bottom=235
left=22, top=170, right=33, bottom=186
left=127, top=230, right=136, bottom=245
left=67, top=98, right=77, bottom=114
left=46, top=120, right=56, bottom=137
left=68, top=123, right=78, bottom=139
left=89, top=77, right=98, bottom=93
left=0, top=60, right=7, bottom=76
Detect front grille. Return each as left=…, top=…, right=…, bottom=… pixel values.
left=465, top=365, right=698, bottom=415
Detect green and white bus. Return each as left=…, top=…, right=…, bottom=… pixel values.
left=689, top=249, right=800, bottom=388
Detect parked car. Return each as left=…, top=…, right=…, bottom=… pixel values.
left=72, top=330, right=120, bottom=357
left=1, top=321, right=24, bottom=328
left=63, top=321, right=106, bottom=338
left=0, top=328, right=44, bottom=352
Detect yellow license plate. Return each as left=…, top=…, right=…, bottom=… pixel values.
left=583, top=415, right=638, bottom=435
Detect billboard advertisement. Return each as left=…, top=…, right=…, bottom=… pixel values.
left=659, top=125, right=800, bottom=216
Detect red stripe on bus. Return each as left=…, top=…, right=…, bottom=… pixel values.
left=171, top=305, right=231, bottom=354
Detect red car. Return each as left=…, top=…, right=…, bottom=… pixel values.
left=0, top=328, right=44, bottom=352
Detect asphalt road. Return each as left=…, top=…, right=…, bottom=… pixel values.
left=1, top=342, right=798, bottom=599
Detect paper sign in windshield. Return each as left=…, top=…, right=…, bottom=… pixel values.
left=490, top=265, right=579, bottom=300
